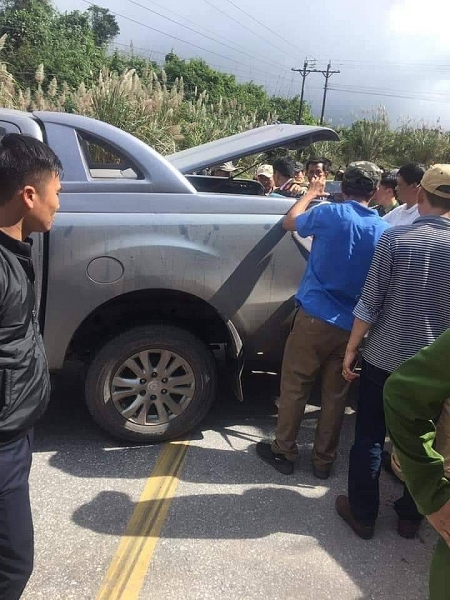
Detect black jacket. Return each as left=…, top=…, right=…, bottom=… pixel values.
left=0, top=230, right=50, bottom=444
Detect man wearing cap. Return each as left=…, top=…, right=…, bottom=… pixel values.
left=255, top=164, right=275, bottom=195
left=338, top=164, right=450, bottom=541
left=293, top=162, right=307, bottom=184
left=256, top=162, right=389, bottom=479
left=210, top=161, right=237, bottom=178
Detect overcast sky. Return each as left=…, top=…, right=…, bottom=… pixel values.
left=56, top=0, right=450, bottom=128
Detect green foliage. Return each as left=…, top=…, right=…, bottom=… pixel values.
left=162, top=54, right=315, bottom=124
left=302, top=108, right=450, bottom=172
left=339, top=108, right=394, bottom=165
left=107, top=48, right=159, bottom=78
left=394, top=121, right=450, bottom=165
left=87, top=5, right=119, bottom=47
left=0, top=0, right=118, bottom=88
left=0, top=1, right=448, bottom=169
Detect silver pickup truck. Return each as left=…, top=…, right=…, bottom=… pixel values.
left=0, top=108, right=338, bottom=442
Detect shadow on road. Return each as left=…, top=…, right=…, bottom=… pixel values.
left=70, top=439, right=434, bottom=600
left=35, top=364, right=433, bottom=600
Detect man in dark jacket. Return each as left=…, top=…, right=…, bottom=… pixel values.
left=0, top=134, right=62, bottom=600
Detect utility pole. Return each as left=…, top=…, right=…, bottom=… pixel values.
left=292, top=59, right=340, bottom=124
left=292, top=59, right=322, bottom=124
left=320, top=62, right=340, bottom=125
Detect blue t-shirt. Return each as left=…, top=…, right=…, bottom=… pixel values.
left=295, top=200, right=391, bottom=331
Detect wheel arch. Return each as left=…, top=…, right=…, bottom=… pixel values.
left=65, top=288, right=243, bottom=365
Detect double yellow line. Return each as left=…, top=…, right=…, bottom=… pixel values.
left=97, top=441, right=190, bottom=600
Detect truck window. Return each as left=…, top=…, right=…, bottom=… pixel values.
left=77, top=132, right=142, bottom=180
left=0, top=122, right=21, bottom=136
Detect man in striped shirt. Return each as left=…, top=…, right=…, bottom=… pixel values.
left=336, top=164, right=450, bottom=541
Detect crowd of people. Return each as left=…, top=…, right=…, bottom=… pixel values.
left=252, top=158, right=450, bottom=600
left=0, top=133, right=449, bottom=600
left=173, top=153, right=450, bottom=598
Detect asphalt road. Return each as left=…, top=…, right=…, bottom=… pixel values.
left=22, top=365, right=435, bottom=600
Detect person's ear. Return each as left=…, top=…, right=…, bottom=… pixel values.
left=19, top=185, right=36, bottom=210
left=417, top=187, right=426, bottom=205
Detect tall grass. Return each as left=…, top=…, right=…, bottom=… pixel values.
left=1, top=44, right=449, bottom=165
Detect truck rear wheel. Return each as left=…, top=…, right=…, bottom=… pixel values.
left=85, top=324, right=218, bottom=443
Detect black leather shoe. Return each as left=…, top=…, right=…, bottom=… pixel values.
left=398, top=519, right=421, bottom=539
left=256, top=442, right=294, bottom=475
left=313, top=464, right=332, bottom=479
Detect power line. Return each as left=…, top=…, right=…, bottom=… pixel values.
left=330, top=83, right=450, bottom=99
left=222, top=0, right=306, bottom=56
left=316, top=59, right=450, bottom=73
left=110, top=42, right=289, bottom=84
left=80, top=0, right=289, bottom=79
left=292, top=59, right=339, bottom=123
left=292, top=59, right=326, bottom=124
left=324, top=58, right=450, bottom=68
left=328, top=86, right=450, bottom=104
left=286, top=71, right=295, bottom=99
left=110, top=42, right=285, bottom=82
left=138, top=0, right=253, bottom=58
left=119, top=0, right=289, bottom=73
left=2, top=16, right=450, bottom=75
left=200, top=0, right=294, bottom=62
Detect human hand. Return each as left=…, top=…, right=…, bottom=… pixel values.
left=427, top=499, right=450, bottom=547
left=308, top=175, right=327, bottom=197
left=342, top=347, right=360, bottom=381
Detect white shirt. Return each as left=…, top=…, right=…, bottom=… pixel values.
left=383, top=203, right=419, bottom=226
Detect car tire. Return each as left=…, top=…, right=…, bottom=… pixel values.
left=85, top=323, right=218, bottom=443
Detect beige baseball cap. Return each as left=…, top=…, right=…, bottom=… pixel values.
left=421, top=165, right=450, bottom=200
left=256, top=164, right=273, bottom=178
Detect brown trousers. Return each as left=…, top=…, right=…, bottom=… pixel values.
left=272, top=307, right=350, bottom=466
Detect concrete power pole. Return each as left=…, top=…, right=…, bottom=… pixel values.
left=292, top=59, right=322, bottom=124
left=320, top=62, right=340, bottom=125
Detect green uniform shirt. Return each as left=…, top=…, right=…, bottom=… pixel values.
left=374, top=201, right=399, bottom=217
left=384, top=328, right=450, bottom=516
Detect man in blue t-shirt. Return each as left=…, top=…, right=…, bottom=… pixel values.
left=256, top=162, right=390, bottom=479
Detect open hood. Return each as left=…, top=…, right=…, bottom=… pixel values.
left=167, top=123, right=339, bottom=174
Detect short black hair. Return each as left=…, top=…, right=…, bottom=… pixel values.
left=0, top=134, right=63, bottom=206
left=306, top=158, right=331, bottom=173
left=380, top=174, right=397, bottom=192
left=273, top=157, right=295, bottom=179
left=340, top=180, right=374, bottom=201
left=397, top=163, right=426, bottom=186
left=423, top=189, right=450, bottom=211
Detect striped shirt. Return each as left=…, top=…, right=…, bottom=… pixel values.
left=354, top=216, right=450, bottom=373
